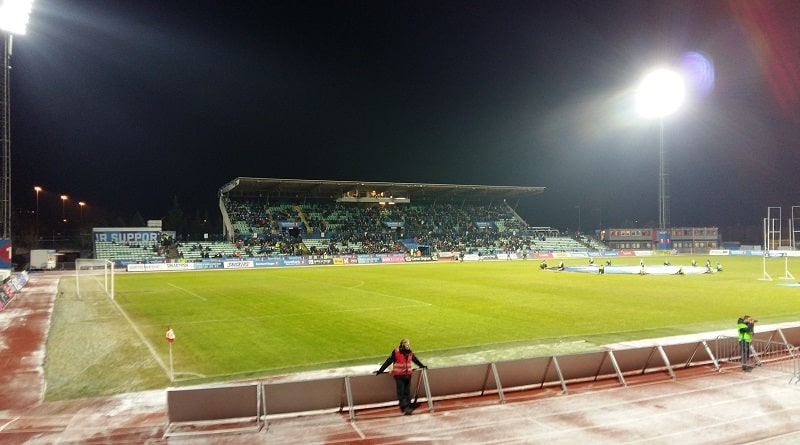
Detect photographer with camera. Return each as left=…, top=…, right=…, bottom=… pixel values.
left=737, top=315, right=757, bottom=371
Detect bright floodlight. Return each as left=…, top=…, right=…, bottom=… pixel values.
left=0, top=0, right=34, bottom=35
left=636, top=68, right=685, bottom=118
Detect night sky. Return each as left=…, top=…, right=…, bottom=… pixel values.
left=9, top=0, right=800, bottom=235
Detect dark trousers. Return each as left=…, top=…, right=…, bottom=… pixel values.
left=394, top=375, right=413, bottom=412
left=740, top=340, right=750, bottom=369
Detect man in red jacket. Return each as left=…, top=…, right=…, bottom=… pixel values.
left=375, top=338, right=427, bottom=415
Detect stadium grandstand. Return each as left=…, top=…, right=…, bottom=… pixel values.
left=93, top=177, right=607, bottom=263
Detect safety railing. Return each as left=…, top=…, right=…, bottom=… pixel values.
left=165, top=325, right=800, bottom=438
left=714, top=334, right=797, bottom=373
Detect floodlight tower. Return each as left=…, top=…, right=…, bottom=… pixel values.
left=33, top=184, right=40, bottom=239
left=0, top=0, right=34, bottom=240
left=60, top=194, right=67, bottom=222
left=636, top=68, right=685, bottom=235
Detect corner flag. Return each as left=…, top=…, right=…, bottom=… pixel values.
left=165, top=327, right=175, bottom=343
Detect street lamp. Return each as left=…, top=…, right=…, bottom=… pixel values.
left=78, top=201, right=85, bottom=226
left=60, top=194, right=67, bottom=222
left=0, top=0, right=34, bottom=240
left=636, top=68, right=685, bottom=233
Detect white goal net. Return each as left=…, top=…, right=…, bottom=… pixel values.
left=75, top=259, right=115, bottom=300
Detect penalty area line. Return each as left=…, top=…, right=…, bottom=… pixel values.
left=167, top=283, right=207, bottom=301
left=279, top=275, right=432, bottom=307
left=174, top=303, right=431, bottom=326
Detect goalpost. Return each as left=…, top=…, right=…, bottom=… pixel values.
left=75, top=259, right=115, bottom=300
left=761, top=206, right=796, bottom=281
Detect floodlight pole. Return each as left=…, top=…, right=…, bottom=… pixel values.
left=636, top=68, right=683, bottom=237
left=0, top=0, right=35, bottom=241
left=0, top=34, right=11, bottom=240
left=658, top=116, right=669, bottom=232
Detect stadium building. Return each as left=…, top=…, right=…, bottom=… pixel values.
left=89, top=177, right=611, bottom=264
left=602, top=227, right=721, bottom=253
left=89, top=177, right=727, bottom=266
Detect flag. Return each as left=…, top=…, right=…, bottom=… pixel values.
left=165, top=327, right=175, bottom=343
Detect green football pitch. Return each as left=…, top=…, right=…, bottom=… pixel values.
left=45, top=255, right=800, bottom=400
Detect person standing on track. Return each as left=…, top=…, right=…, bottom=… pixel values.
left=374, top=338, right=427, bottom=415
left=738, top=315, right=756, bottom=371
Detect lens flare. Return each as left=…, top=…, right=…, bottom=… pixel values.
left=681, top=51, right=715, bottom=97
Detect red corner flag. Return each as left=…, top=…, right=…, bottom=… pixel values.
left=165, top=327, right=176, bottom=343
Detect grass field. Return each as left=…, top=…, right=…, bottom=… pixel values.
left=44, top=255, right=800, bottom=401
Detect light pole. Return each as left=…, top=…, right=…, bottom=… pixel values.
left=636, top=68, right=685, bottom=233
left=0, top=0, right=34, bottom=240
left=78, top=201, right=86, bottom=248
left=34, top=185, right=40, bottom=240
left=60, top=194, right=67, bottom=223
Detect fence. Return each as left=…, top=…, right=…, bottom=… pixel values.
left=714, top=328, right=799, bottom=367
left=164, top=325, right=800, bottom=438
left=713, top=330, right=800, bottom=383
left=755, top=353, right=800, bottom=384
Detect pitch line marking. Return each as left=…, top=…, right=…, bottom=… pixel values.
left=174, top=303, right=429, bottom=326
left=103, top=294, right=173, bottom=380
left=278, top=275, right=432, bottom=307
left=167, top=283, right=207, bottom=301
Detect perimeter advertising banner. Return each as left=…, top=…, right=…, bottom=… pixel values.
left=282, top=256, right=307, bottom=266
left=308, top=258, right=333, bottom=265
left=0, top=276, right=18, bottom=311
left=126, top=253, right=441, bottom=272
left=2, top=282, right=15, bottom=301
left=0, top=239, right=11, bottom=269
left=357, top=255, right=381, bottom=264
left=334, top=257, right=358, bottom=265
left=223, top=260, right=254, bottom=269
left=253, top=258, right=283, bottom=267
left=8, top=271, right=28, bottom=292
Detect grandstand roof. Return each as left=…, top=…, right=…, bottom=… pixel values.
left=219, top=177, right=545, bottom=201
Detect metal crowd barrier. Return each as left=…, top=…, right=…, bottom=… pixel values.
left=165, top=325, right=800, bottom=438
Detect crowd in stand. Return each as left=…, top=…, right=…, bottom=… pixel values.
left=218, top=198, right=591, bottom=257
left=94, top=198, right=596, bottom=262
